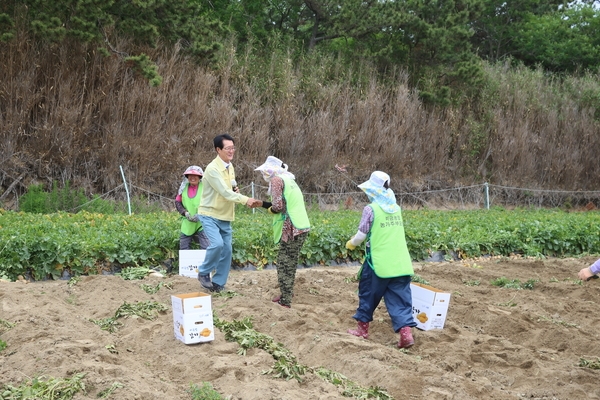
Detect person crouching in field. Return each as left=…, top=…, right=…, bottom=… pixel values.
left=175, top=166, right=209, bottom=250
left=345, top=171, right=417, bottom=349
left=255, top=156, right=310, bottom=308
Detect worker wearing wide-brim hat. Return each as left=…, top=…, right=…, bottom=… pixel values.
left=255, top=156, right=310, bottom=308
left=175, top=165, right=209, bottom=250
left=345, top=171, right=417, bottom=348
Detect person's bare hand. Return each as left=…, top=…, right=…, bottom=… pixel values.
left=246, top=198, right=262, bottom=208
left=251, top=199, right=263, bottom=208
left=578, top=267, right=594, bottom=281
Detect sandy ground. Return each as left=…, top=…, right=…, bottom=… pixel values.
left=1, top=256, right=600, bottom=400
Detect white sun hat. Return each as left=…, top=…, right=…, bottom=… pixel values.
left=255, top=156, right=295, bottom=181
left=358, top=171, right=399, bottom=213
left=358, top=171, right=390, bottom=191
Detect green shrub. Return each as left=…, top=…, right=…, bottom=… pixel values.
left=47, top=181, right=88, bottom=213
left=19, top=182, right=165, bottom=215
left=20, top=181, right=87, bottom=213
left=19, top=184, right=47, bottom=213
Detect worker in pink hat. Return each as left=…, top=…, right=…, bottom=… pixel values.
left=174, top=165, right=209, bottom=250
left=345, top=171, right=417, bottom=349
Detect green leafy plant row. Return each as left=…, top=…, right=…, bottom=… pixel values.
left=490, top=277, right=538, bottom=290
left=90, top=301, right=168, bottom=333
left=0, top=210, right=179, bottom=281
left=2, top=208, right=600, bottom=281
left=0, top=373, right=86, bottom=400
left=579, top=357, right=600, bottom=369
left=214, top=316, right=393, bottom=399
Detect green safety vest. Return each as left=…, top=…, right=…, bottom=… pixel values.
left=272, top=177, right=310, bottom=244
left=180, top=183, right=203, bottom=236
left=366, top=203, right=413, bottom=278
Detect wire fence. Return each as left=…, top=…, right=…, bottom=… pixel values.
left=106, top=182, right=600, bottom=213
left=248, top=182, right=600, bottom=211
left=7, top=178, right=600, bottom=214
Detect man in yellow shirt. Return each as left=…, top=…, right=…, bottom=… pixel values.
left=196, top=134, right=261, bottom=292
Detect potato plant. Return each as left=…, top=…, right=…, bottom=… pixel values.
left=1, top=207, right=600, bottom=281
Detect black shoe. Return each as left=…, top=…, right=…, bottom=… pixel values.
left=211, top=283, right=224, bottom=293
left=198, top=274, right=213, bottom=290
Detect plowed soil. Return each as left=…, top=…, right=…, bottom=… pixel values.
left=1, top=256, right=599, bottom=399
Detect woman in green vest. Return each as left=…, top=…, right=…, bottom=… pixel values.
left=255, top=156, right=310, bottom=308
left=174, top=166, right=209, bottom=250
left=345, top=171, right=417, bottom=349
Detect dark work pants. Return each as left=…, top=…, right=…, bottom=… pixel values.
left=352, top=261, right=417, bottom=332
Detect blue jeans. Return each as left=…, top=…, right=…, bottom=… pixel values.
left=353, top=261, right=417, bottom=332
left=198, top=216, right=232, bottom=287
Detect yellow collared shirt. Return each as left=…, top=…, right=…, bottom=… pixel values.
left=197, top=156, right=249, bottom=221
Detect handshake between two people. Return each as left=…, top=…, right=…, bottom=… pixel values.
left=246, top=198, right=263, bottom=208
left=184, top=200, right=272, bottom=220
left=245, top=198, right=277, bottom=212
left=231, top=181, right=267, bottom=209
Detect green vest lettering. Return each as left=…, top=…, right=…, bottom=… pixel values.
left=367, top=203, right=413, bottom=278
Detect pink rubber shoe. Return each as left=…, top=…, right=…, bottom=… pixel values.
left=398, top=326, right=414, bottom=349
left=348, top=321, right=369, bottom=339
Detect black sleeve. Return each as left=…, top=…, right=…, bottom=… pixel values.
left=175, top=200, right=187, bottom=216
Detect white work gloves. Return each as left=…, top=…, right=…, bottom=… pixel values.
left=184, top=212, right=199, bottom=222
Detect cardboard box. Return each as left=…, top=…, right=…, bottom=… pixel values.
left=178, top=250, right=206, bottom=278
left=411, top=283, right=451, bottom=331
left=171, top=292, right=214, bottom=344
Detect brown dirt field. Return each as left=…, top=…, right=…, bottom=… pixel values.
left=1, top=256, right=599, bottom=399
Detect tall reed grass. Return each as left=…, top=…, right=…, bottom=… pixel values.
left=1, top=35, right=599, bottom=207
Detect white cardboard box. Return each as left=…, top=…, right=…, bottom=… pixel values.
left=178, top=250, right=206, bottom=278
left=411, top=283, right=451, bottom=331
left=171, top=292, right=214, bottom=344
